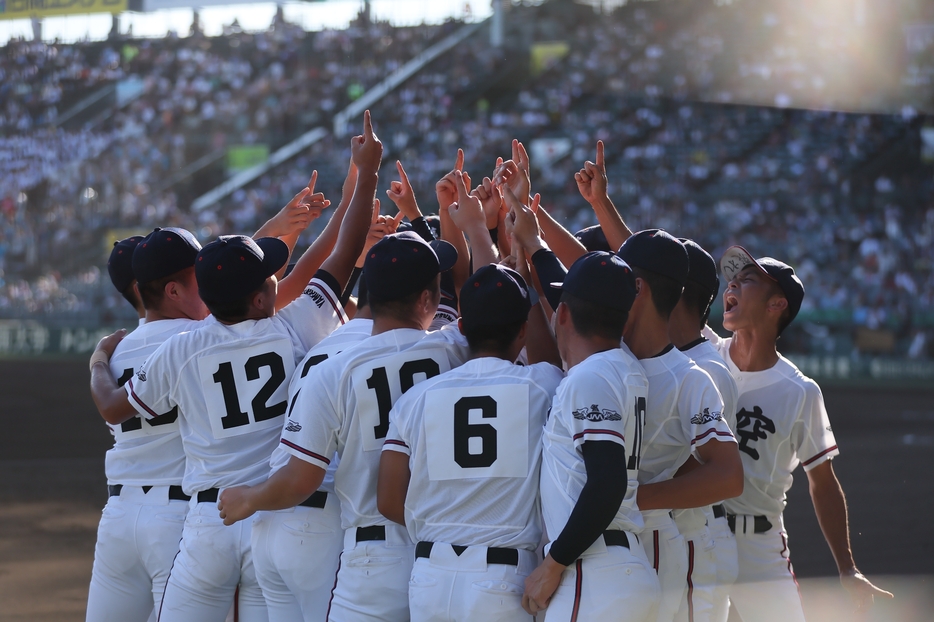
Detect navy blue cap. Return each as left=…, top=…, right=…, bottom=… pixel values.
left=108, top=235, right=144, bottom=293
left=553, top=251, right=637, bottom=312
left=574, top=225, right=611, bottom=253
left=680, top=238, right=719, bottom=297
left=720, top=246, right=805, bottom=325
left=617, top=229, right=690, bottom=285
left=460, top=264, right=532, bottom=330
left=196, top=235, right=289, bottom=304
left=132, top=228, right=202, bottom=286
left=364, top=231, right=458, bottom=303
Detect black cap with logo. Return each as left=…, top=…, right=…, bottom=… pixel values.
left=132, top=228, right=202, bottom=286
left=108, top=235, right=144, bottom=293
left=720, top=245, right=805, bottom=325
left=363, top=232, right=458, bottom=303
left=552, top=251, right=637, bottom=313
left=195, top=235, right=289, bottom=304
left=617, top=229, right=690, bottom=286
left=460, top=264, right=532, bottom=331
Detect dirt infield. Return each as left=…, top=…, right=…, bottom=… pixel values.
left=1, top=358, right=932, bottom=621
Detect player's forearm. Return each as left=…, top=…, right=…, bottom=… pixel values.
left=90, top=364, right=137, bottom=425
left=377, top=451, right=410, bottom=526
left=440, top=206, right=470, bottom=297
left=318, top=170, right=380, bottom=293
left=537, top=207, right=587, bottom=267
left=637, top=443, right=743, bottom=510
left=247, top=464, right=323, bottom=513
left=809, top=465, right=857, bottom=574
left=462, top=223, right=498, bottom=268
left=524, top=301, right=561, bottom=367
left=589, top=196, right=631, bottom=252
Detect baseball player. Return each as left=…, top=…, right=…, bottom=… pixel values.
left=706, top=246, right=892, bottom=621
left=107, top=235, right=146, bottom=321
left=614, top=230, right=743, bottom=622
left=86, top=228, right=206, bottom=622
left=216, top=230, right=466, bottom=621
left=666, top=239, right=740, bottom=622
left=521, top=250, right=660, bottom=621
left=377, top=262, right=563, bottom=622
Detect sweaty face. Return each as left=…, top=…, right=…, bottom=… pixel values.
left=721, top=266, right=778, bottom=332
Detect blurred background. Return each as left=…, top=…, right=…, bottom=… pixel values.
left=0, top=2, right=932, bottom=620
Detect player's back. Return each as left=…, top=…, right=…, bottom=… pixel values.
left=280, top=325, right=470, bottom=530
left=107, top=318, right=201, bottom=487
left=389, top=357, right=564, bottom=550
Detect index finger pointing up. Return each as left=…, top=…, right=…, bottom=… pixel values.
left=307, top=170, right=318, bottom=194
left=596, top=140, right=605, bottom=168
left=363, top=109, right=373, bottom=137
left=455, top=148, right=465, bottom=172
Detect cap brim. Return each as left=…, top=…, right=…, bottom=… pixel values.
left=430, top=239, right=458, bottom=272
left=255, top=237, right=290, bottom=278
left=720, top=245, right=774, bottom=283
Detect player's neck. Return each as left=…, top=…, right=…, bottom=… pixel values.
left=668, top=314, right=703, bottom=350
left=563, top=333, right=620, bottom=370
left=371, top=315, right=425, bottom=335
left=728, top=328, right=780, bottom=372
left=623, top=307, right=671, bottom=360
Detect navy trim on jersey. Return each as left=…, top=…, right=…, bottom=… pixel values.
left=383, top=439, right=409, bottom=449
left=690, top=428, right=734, bottom=445
left=311, top=270, right=346, bottom=324
left=572, top=429, right=625, bottom=443
left=280, top=439, right=331, bottom=464
left=801, top=445, right=838, bottom=466
left=127, top=379, right=160, bottom=419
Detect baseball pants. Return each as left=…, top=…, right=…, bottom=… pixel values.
left=674, top=525, right=717, bottom=622
left=251, top=495, right=343, bottom=621
left=327, top=523, right=414, bottom=621
left=543, top=533, right=659, bottom=622
left=86, top=485, right=188, bottom=622
left=727, top=513, right=805, bottom=622
left=408, top=542, right=537, bottom=622
left=641, top=520, right=688, bottom=622
left=706, top=513, right=737, bottom=622
left=157, top=497, right=267, bottom=622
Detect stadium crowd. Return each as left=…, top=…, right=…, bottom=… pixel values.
left=0, top=0, right=932, bottom=357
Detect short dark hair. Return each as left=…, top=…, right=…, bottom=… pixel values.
left=680, top=281, right=715, bottom=330
left=369, top=277, right=440, bottom=323
left=202, top=285, right=260, bottom=323
left=119, top=283, right=143, bottom=312
left=561, top=291, right=629, bottom=342
left=137, top=267, right=192, bottom=311
left=462, top=320, right=525, bottom=356
left=632, top=267, right=683, bottom=319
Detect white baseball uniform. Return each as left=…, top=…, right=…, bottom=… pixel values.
left=383, top=357, right=564, bottom=622
left=540, top=349, right=660, bottom=622
left=279, top=324, right=470, bottom=621
left=253, top=317, right=373, bottom=621
left=708, top=334, right=838, bottom=622
left=86, top=317, right=201, bottom=622
left=681, top=338, right=739, bottom=622
left=636, top=345, right=734, bottom=622
left=126, top=274, right=346, bottom=622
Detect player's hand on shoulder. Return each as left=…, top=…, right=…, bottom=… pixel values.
left=217, top=486, right=256, bottom=526
left=350, top=110, right=383, bottom=173
left=840, top=568, right=893, bottom=611
left=93, top=328, right=127, bottom=360
left=522, top=554, right=565, bottom=615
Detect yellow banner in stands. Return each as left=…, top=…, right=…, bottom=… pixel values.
left=0, top=0, right=126, bottom=20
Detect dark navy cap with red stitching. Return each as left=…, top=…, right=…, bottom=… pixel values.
left=680, top=238, right=719, bottom=297
left=460, top=264, right=532, bottom=330
left=195, top=235, right=289, bottom=304
left=108, top=235, right=144, bottom=293
left=553, top=251, right=637, bottom=312
left=617, top=229, right=690, bottom=286
left=132, top=228, right=202, bottom=286
left=720, top=245, right=805, bottom=325
left=364, top=232, right=457, bottom=303
left=574, top=224, right=611, bottom=253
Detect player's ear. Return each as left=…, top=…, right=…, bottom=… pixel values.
left=767, top=295, right=788, bottom=314
left=555, top=301, right=570, bottom=327
left=457, top=318, right=466, bottom=336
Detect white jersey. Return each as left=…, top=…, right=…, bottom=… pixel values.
left=683, top=338, right=738, bottom=431
left=268, top=317, right=374, bottom=491
left=106, top=318, right=201, bottom=486
left=541, top=348, right=649, bottom=541
left=279, top=325, right=470, bottom=530
left=126, top=276, right=346, bottom=495
left=637, top=346, right=734, bottom=531
left=711, top=336, right=839, bottom=517
left=384, top=357, right=564, bottom=550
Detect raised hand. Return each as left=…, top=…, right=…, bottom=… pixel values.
left=350, top=110, right=383, bottom=174
left=436, top=149, right=472, bottom=213
left=504, top=186, right=544, bottom=255
left=446, top=169, right=486, bottom=234
left=385, top=160, right=422, bottom=221
left=493, top=140, right=531, bottom=206
left=471, top=176, right=502, bottom=230
left=575, top=140, right=608, bottom=205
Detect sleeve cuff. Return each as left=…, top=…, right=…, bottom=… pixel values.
left=382, top=439, right=411, bottom=456
left=280, top=439, right=332, bottom=470
left=801, top=445, right=839, bottom=471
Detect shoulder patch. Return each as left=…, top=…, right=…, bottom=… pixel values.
left=285, top=419, right=302, bottom=432
left=572, top=404, right=622, bottom=422
left=690, top=408, right=724, bottom=425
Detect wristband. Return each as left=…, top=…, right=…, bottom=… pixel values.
left=89, top=350, right=110, bottom=372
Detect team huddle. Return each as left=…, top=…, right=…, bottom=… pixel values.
left=87, top=112, right=890, bottom=622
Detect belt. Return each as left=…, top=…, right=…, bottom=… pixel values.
left=603, top=530, right=631, bottom=549
left=415, top=541, right=520, bottom=566
left=109, top=484, right=190, bottom=502
left=355, top=525, right=386, bottom=542
left=727, top=514, right=773, bottom=534
left=197, top=488, right=219, bottom=503
left=299, top=490, right=328, bottom=509
left=712, top=504, right=725, bottom=519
